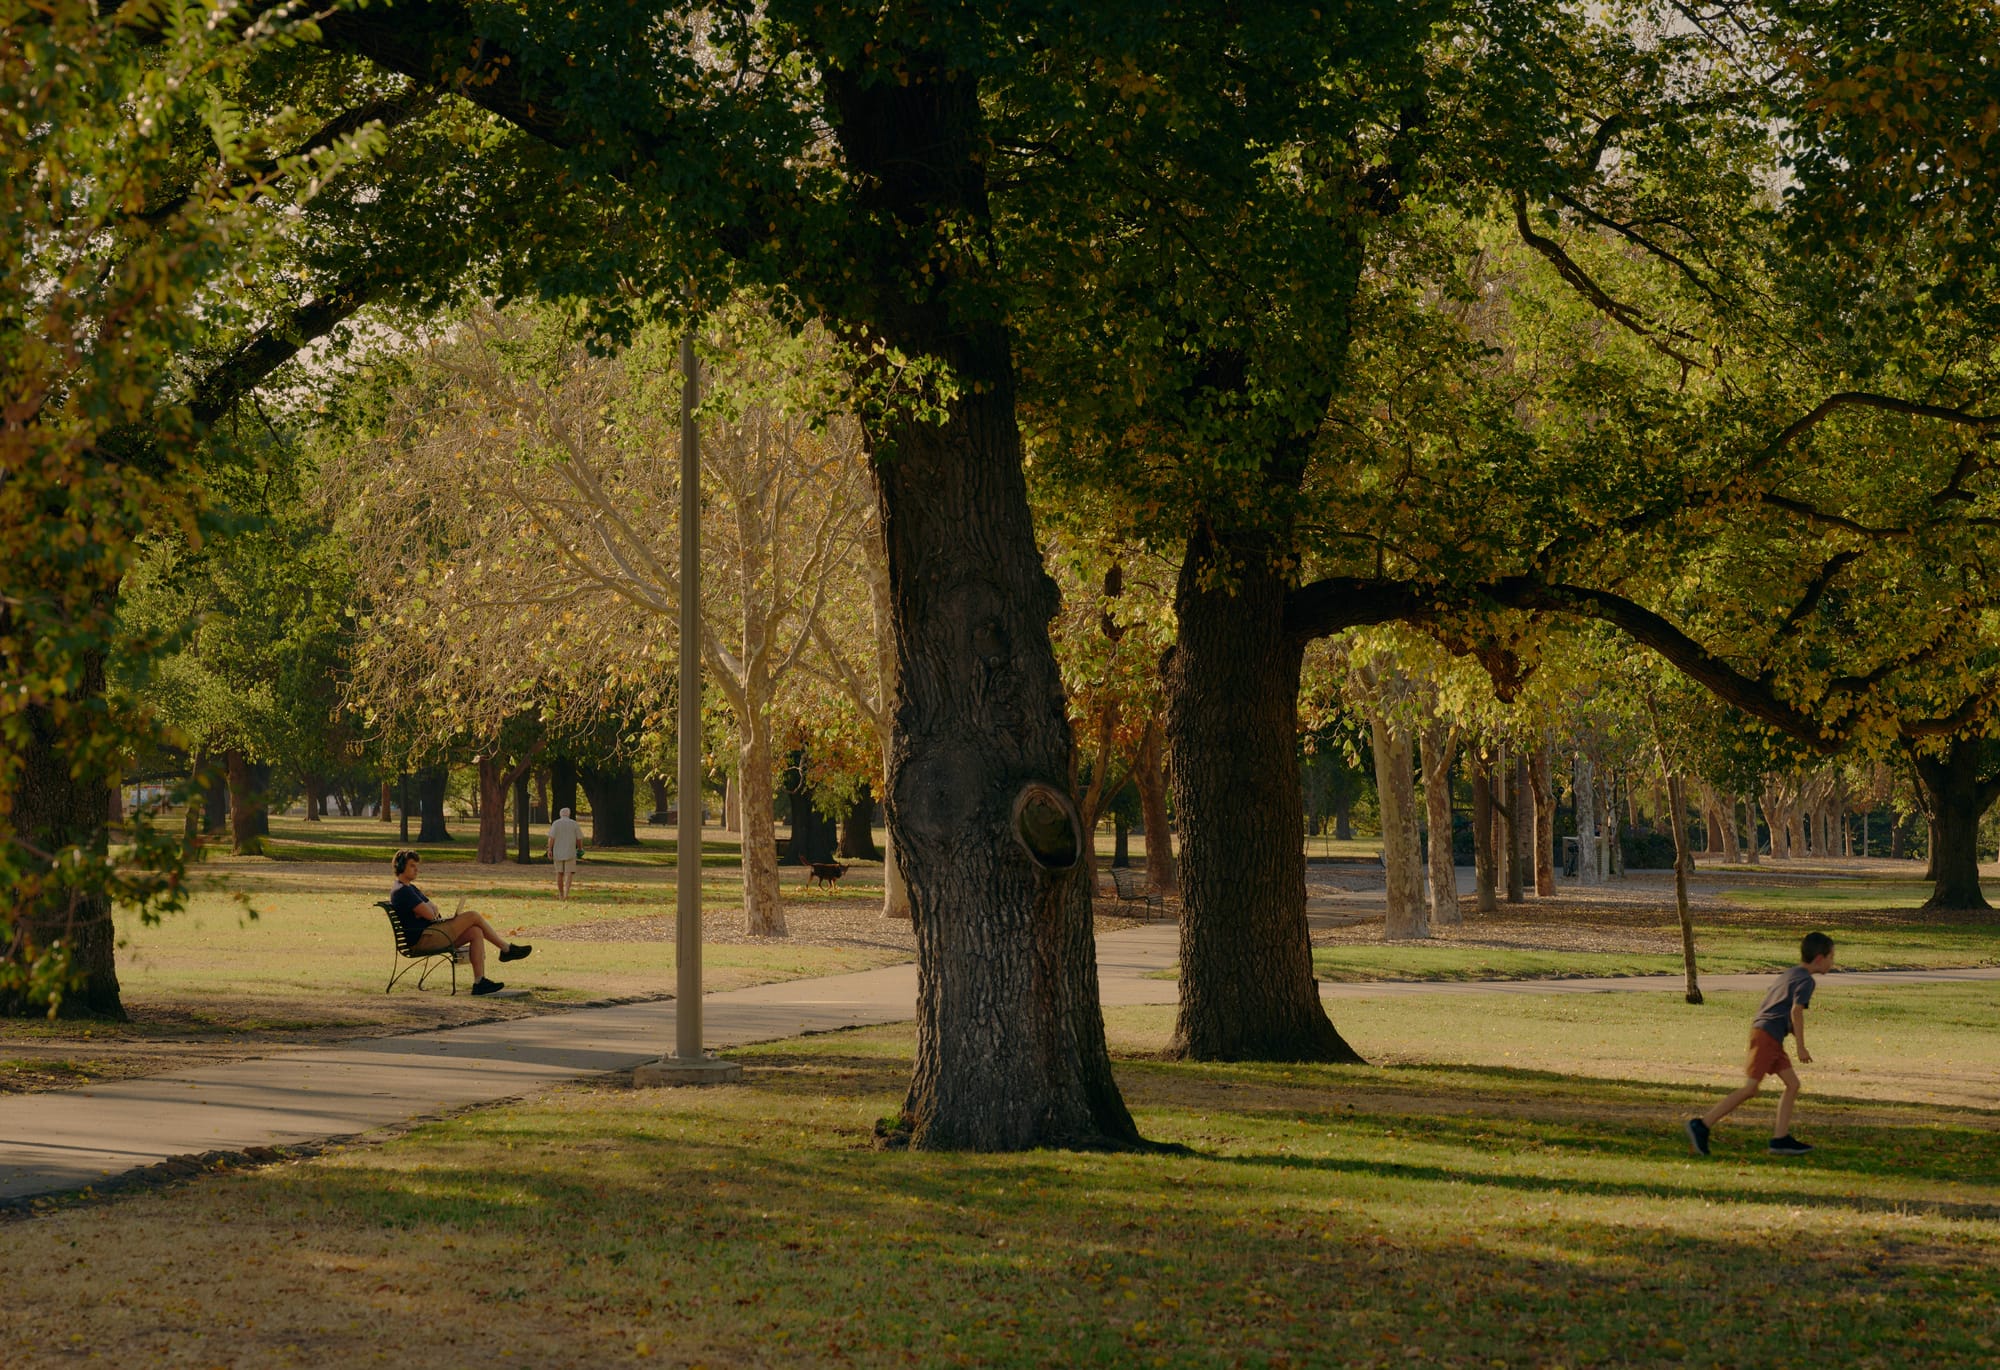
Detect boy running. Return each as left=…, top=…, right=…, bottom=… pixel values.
left=1686, top=931, right=1835, bottom=1158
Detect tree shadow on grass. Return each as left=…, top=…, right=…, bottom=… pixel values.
left=1200, top=1148, right=2000, bottom=1223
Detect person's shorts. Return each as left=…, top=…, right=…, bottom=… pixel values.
left=1745, top=1028, right=1792, bottom=1080
left=554, top=858, right=577, bottom=874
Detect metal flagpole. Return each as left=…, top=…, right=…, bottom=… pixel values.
left=637, top=330, right=741, bottom=1087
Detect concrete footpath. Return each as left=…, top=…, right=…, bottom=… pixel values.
left=3, top=922, right=1997, bottom=1203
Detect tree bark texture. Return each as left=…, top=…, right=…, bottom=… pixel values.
left=1470, top=752, right=1498, bottom=910
left=514, top=770, right=532, bottom=864
left=379, top=779, right=394, bottom=824
left=202, top=757, right=229, bottom=835
left=723, top=772, right=741, bottom=833
left=549, top=757, right=577, bottom=824
left=1910, top=738, right=2000, bottom=911
left=1135, top=716, right=1178, bottom=898
left=739, top=724, right=787, bottom=937
left=1, top=660, right=124, bottom=1019
left=226, top=750, right=267, bottom=855
left=1664, top=771, right=1703, bottom=1004
left=839, top=785, right=882, bottom=861
left=1373, top=717, right=1427, bottom=941
left=416, top=765, right=451, bottom=844
left=476, top=753, right=538, bottom=864
left=830, top=75, right=1141, bottom=1138
left=1573, top=754, right=1599, bottom=885
left=1164, top=524, right=1360, bottom=1064
left=649, top=775, right=671, bottom=822
left=302, top=775, right=324, bottom=822
left=581, top=763, right=637, bottom=846
left=1531, top=748, right=1557, bottom=896
left=1506, top=749, right=1528, bottom=904
left=881, top=827, right=912, bottom=920
left=1420, top=722, right=1459, bottom=927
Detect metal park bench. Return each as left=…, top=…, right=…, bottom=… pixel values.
left=1107, top=866, right=1165, bottom=918
left=377, top=900, right=469, bottom=995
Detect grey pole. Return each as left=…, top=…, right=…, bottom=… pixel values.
left=637, top=330, right=741, bottom=1086
left=676, top=332, right=703, bottom=1061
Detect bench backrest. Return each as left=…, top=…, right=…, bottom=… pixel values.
left=380, top=901, right=436, bottom=958
left=1109, top=866, right=1143, bottom=897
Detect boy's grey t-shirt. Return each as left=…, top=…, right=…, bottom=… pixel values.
left=1752, top=965, right=1817, bottom=1041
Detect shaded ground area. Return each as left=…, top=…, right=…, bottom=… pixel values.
left=3, top=986, right=1994, bottom=1368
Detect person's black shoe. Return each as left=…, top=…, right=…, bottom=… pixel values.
left=499, top=942, right=533, bottom=963
left=1685, top=1118, right=1712, bottom=1157
left=1769, top=1134, right=1814, bottom=1156
left=471, top=978, right=505, bottom=996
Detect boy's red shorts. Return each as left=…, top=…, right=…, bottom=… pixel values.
left=1745, top=1028, right=1792, bottom=1080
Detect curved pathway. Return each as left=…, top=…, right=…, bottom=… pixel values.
left=3, top=921, right=1995, bottom=1203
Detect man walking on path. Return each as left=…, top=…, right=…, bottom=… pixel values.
left=1686, top=931, right=1836, bottom=1158
left=546, top=805, right=583, bottom=900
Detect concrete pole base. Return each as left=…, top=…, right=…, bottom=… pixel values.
left=632, top=1055, right=744, bottom=1088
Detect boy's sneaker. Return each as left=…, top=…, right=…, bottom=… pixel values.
left=1769, top=1135, right=1814, bottom=1156
left=499, top=942, right=533, bottom=963
left=471, top=978, right=505, bottom=996
left=1684, top=1118, right=1712, bottom=1157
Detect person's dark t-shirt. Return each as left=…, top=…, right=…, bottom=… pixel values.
left=389, top=882, right=433, bottom=942
left=1752, top=964, right=1816, bottom=1042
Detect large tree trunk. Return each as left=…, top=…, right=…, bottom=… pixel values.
left=819, top=64, right=1137, bottom=1149
left=840, top=784, right=882, bottom=860
left=226, top=750, right=266, bottom=855
left=648, top=775, right=671, bottom=823
left=1420, top=722, right=1459, bottom=927
left=379, top=778, right=394, bottom=824
left=550, top=756, right=578, bottom=824
left=1531, top=748, right=1557, bottom=896
left=1910, top=738, right=1999, bottom=911
left=581, top=762, right=638, bottom=846
left=865, top=341, right=1136, bottom=1144
left=301, top=774, right=324, bottom=823
left=1470, top=750, right=1498, bottom=910
left=416, top=765, right=452, bottom=844
left=1, top=659, right=124, bottom=1019
left=1373, top=717, right=1427, bottom=940
left=723, top=772, right=741, bottom=833
left=1164, top=523, right=1360, bottom=1065
left=1135, top=716, right=1178, bottom=897
left=738, top=722, right=786, bottom=937
left=474, top=756, right=517, bottom=864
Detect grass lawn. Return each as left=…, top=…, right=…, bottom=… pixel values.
left=115, top=862, right=899, bottom=1006
left=4, top=985, right=1996, bottom=1367
left=1297, top=873, right=2000, bottom=984
left=0, top=840, right=911, bottom=1091
left=1309, top=919, right=2000, bottom=983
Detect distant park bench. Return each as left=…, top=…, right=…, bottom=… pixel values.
left=377, top=900, right=469, bottom=995
left=1106, top=866, right=1165, bottom=918
left=808, top=861, right=848, bottom=890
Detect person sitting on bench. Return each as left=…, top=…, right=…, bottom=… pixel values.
left=390, top=849, right=531, bottom=996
